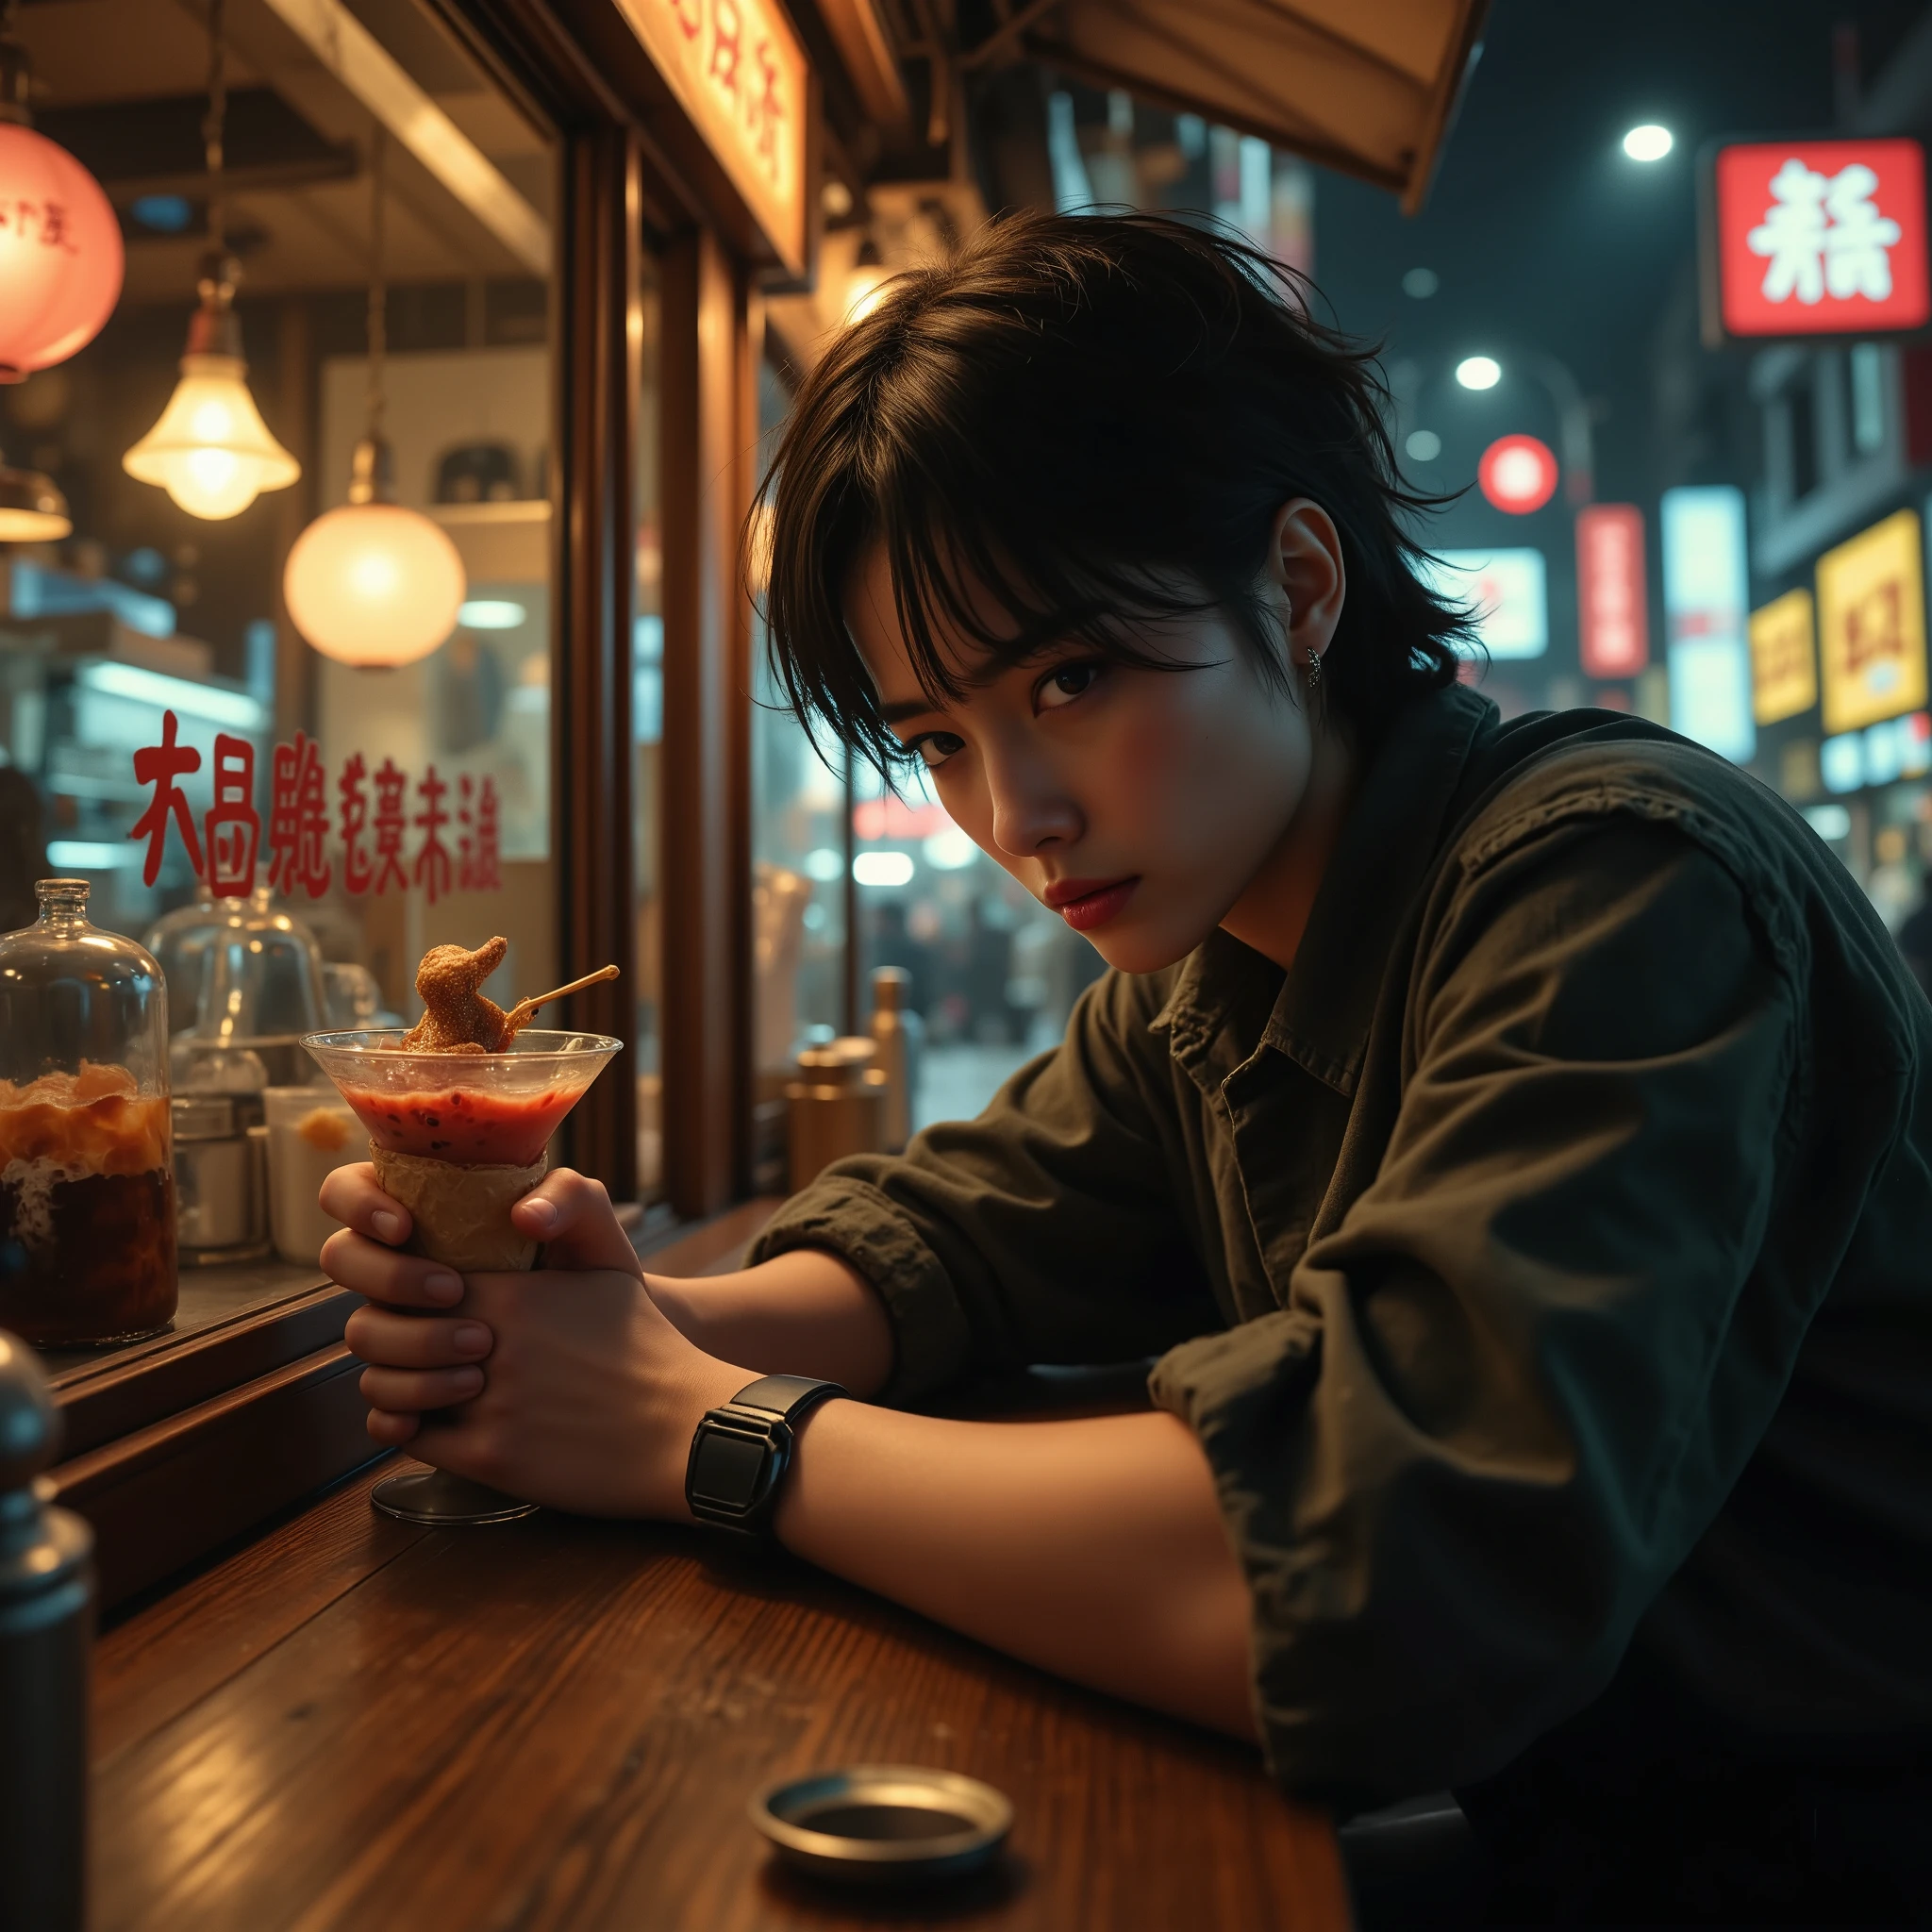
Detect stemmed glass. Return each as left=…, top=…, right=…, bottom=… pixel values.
left=303, top=1027, right=620, bottom=1525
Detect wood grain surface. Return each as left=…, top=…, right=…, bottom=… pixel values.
left=92, top=1464, right=1351, bottom=1932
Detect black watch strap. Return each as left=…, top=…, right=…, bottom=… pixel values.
left=685, top=1374, right=846, bottom=1536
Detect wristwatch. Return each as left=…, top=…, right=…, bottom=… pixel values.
left=685, top=1374, right=847, bottom=1536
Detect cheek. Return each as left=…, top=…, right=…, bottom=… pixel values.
left=1108, top=670, right=1302, bottom=862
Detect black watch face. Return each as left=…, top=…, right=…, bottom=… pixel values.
left=690, top=1425, right=773, bottom=1512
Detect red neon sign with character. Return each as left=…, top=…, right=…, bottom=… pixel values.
left=1710, top=137, right=1930, bottom=339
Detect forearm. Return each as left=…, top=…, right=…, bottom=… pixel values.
left=645, top=1249, right=895, bottom=1397
left=774, top=1401, right=1259, bottom=1742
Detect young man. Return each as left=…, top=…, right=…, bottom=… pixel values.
left=326, top=214, right=1932, bottom=1922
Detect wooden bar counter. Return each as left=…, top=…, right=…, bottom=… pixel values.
left=80, top=1208, right=1352, bottom=1930
left=89, top=1461, right=1350, bottom=1930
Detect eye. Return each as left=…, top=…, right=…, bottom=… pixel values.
left=1038, top=661, right=1101, bottom=710
left=912, top=730, right=965, bottom=769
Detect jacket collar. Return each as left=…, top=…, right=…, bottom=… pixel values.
left=1154, top=682, right=1494, bottom=1098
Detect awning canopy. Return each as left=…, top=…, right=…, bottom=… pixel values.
left=965, top=0, right=1490, bottom=212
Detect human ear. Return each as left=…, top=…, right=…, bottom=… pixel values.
left=1262, top=500, right=1345, bottom=671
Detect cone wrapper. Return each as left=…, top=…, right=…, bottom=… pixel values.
left=372, top=1146, right=545, bottom=1272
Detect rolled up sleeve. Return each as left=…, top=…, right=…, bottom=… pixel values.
left=1151, top=816, right=1805, bottom=1805
left=750, top=968, right=1219, bottom=1403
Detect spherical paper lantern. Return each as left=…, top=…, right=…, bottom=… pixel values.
left=283, top=501, right=466, bottom=667
left=0, top=122, right=124, bottom=381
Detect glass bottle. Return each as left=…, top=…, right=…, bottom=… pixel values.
left=0, top=879, right=177, bottom=1346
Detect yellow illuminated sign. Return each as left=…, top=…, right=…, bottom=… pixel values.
left=1817, top=508, right=1928, bottom=736
left=614, top=0, right=810, bottom=275
left=1749, top=588, right=1817, bottom=724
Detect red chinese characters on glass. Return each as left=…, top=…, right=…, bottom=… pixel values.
left=204, top=735, right=260, bottom=898
left=129, top=709, right=204, bottom=887
left=127, top=728, right=506, bottom=899
left=267, top=731, right=333, bottom=899
left=457, top=774, right=503, bottom=892
left=412, top=764, right=453, bottom=906
left=338, top=752, right=373, bottom=895
left=372, top=759, right=409, bottom=896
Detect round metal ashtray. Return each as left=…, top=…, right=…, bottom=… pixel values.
left=750, top=1765, right=1013, bottom=1885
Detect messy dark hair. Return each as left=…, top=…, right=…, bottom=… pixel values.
left=758, top=209, right=1473, bottom=776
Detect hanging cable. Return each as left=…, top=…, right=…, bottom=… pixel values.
left=366, top=123, right=387, bottom=450
left=202, top=0, right=226, bottom=256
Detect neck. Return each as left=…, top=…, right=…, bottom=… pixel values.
left=1217, top=715, right=1358, bottom=972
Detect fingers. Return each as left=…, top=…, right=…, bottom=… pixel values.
left=321, top=1227, right=463, bottom=1310
left=366, top=1407, right=422, bottom=1447
left=344, top=1306, right=491, bottom=1369
left=509, top=1169, right=642, bottom=1277
left=319, top=1163, right=413, bottom=1246
left=358, top=1364, right=484, bottom=1412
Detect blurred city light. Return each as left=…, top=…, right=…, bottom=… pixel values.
left=1478, top=434, right=1559, bottom=514
left=924, top=826, right=979, bottom=869
left=1456, top=356, right=1502, bottom=390
left=854, top=850, right=916, bottom=887
left=1623, top=124, right=1674, bottom=162
left=1402, top=267, right=1440, bottom=298
left=1405, top=429, right=1442, bottom=461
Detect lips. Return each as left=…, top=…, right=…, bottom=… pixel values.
left=1043, top=875, right=1139, bottom=931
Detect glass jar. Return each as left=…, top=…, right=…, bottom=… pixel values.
left=173, top=885, right=328, bottom=1089
left=0, top=879, right=177, bottom=1346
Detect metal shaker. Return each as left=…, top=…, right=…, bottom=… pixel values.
left=786, top=1037, right=889, bottom=1192
left=868, top=966, right=924, bottom=1154
left=0, top=1327, right=94, bottom=1932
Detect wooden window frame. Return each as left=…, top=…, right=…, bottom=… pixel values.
left=438, top=0, right=764, bottom=1215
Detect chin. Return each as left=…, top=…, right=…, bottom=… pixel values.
left=1081, top=907, right=1217, bottom=976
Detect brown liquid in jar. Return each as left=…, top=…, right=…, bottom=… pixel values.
left=0, top=1063, right=177, bottom=1346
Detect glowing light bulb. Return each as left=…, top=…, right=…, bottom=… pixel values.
left=122, top=354, right=300, bottom=519
left=283, top=501, right=466, bottom=668
left=1623, top=125, right=1673, bottom=163
left=1456, top=356, right=1503, bottom=391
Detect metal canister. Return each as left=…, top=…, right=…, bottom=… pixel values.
left=868, top=966, right=924, bottom=1155
left=173, top=1094, right=270, bottom=1264
left=0, top=1328, right=94, bottom=1932
left=786, top=1037, right=890, bottom=1193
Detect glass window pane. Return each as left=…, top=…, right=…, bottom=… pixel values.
left=2, top=0, right=559, bottom=1061
left=636, top=264, right=663, bottom=1197
left=852, top=763, right=1104, bottom=1131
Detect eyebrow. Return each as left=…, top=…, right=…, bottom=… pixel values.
left=880, top=697, right=942, bottom=724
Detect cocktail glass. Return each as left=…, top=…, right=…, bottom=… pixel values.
left=302, top=1026, right=621, bottom=1526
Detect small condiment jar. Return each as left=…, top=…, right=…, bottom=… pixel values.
left=172, top=1095, right=270, bottom=1265
left=786, top=1037, right=889, bottom=1192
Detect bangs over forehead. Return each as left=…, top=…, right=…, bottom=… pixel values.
left=758, top=210, right=1472, bottom=776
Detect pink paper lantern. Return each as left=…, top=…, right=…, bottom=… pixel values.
left=0, top=123, right=124, bottom=382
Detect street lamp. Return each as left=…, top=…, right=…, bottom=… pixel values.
left=1623, top=125, right=1674, bottom=162
left=1439, top=350, right=1594, bottom=506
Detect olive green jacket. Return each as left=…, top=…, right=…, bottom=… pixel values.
left=750, top=683, right=1932, bottom=1806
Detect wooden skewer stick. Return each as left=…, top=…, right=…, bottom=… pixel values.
left=503, top=963, right=621, bottom=1035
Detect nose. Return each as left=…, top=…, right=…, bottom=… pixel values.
left=983, top=735, right=1082, bottom=858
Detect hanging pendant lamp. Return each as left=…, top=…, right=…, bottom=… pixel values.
left=0, top=5, right=125, bottom=385
left=0, top=460, right=70, bottom=541
left=282, top=125, right=464, bottom=669
left=122, top=0, right=297, bottom=521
